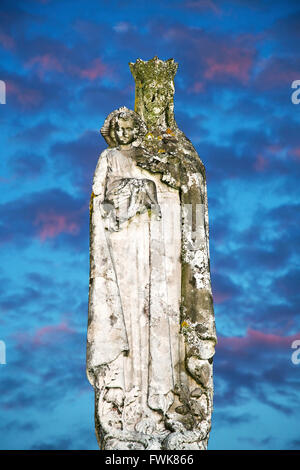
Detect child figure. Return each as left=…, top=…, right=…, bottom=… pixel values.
left=95, top=107, right=162, bottom=232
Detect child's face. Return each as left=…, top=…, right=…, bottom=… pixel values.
left=115, top=118, right=137, bottom=146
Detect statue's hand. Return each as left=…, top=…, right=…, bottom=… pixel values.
left=186, top=357, right=212, bottom=389
left=136, top=156, right=164, bottom=174
left=132, top=147, right=181, bottom=189
left=129, top=147, right=152, bottom=164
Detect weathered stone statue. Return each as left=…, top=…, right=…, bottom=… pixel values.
left=87, top=57, right=217, bottom=450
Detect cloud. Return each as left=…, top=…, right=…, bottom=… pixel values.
left=34, top=212, right=80, bottom=242
left=25, top=53, right=64, bottom=78
left=273, top=270, right=300, bottom=299
left=13, top=120, right=58, bottom=144
left=0, top=31, right=15, bottom=50
left=214, top=332, right=300, bottom=414
left=51, top=130, right=103, bottom=192
left=151, top=22, right=257, bottom=87
left=254, top=57, right=300, bottom=90
left=183, top=0, right=222, bottom=15
left=218, top=328, right=300, bottom=352
left=289, top=439, right=300, bottom=450
left=203, top=49, right=253, bottom=84
left=78, top=58, right=108, bottom=81
left=80, top=84, right=132, bottom=117
left=3, top=71, right=71, bottom=113
left=215, top=411, right=256, bottom=426
left=6, top=78, right=44, bottom=108
left=0, top=189, right=88, bottom=249
left=212, top=272, right=240, bottom=304
left=9, top=153, right=47, bottom=180
left=14, top=319, right=76, bottom=348
left=267, top=10, right=300, bottom=54
left=113, top=22, right=135, bottom=33
left=0, top=287, right=44, bottom=313
left=30, top=438, right=73, bottom=450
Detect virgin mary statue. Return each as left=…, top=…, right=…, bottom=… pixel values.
left=87, top=57, right=217, bottom=450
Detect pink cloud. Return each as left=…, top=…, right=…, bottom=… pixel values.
left=34, top=212, right=80, bottom=242
left=267, top=145, right=282, bottom=154
left=162, top=25, right=255, bottom=84
left=26, top=54, right=63, bottom=77
left=288, top=147, right=300, bottom=160
left=6, top=81, right=43, bottom=108
left=14, top=320, right=75, bottom=348
left=33, top=321, right=75, bottom=346
left=0, top=32, right=15, bottom=50
left=204, top=48, right=253, bottom=83
left=188, top=81, right=204, bottom=93
left=255, top=58, right=300, bottom=89
left=218, top=328, right=300, bottom=352
left=213, top=291, right=231, bottom=304
left=184, top=0, right=221, bottom=15
left=77, top=58, right=108, bottom=81
left=254, top=154, right=268, bottom=172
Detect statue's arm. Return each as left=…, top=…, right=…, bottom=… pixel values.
left=133, top=148, right=181, bottom=189
left=92, top=150, right=108, bottom=199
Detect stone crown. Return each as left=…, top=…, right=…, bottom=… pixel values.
left=129, top=56, right=178, bottom=84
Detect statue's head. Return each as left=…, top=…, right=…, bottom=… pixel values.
left=101, top=107, right=147, bottom=148
left=129, top=57, right=178, bottom=129
left=113, top=113, right=140, bottom=146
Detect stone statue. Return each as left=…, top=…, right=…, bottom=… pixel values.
left=87, top=57, right=217, bottom=450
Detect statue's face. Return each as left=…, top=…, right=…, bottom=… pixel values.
left=143, top=82, right=170, bottom=116
left=115, top=118, right=137, bottom=145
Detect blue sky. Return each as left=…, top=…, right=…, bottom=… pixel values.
left=0, top=0, right=300, bottom=450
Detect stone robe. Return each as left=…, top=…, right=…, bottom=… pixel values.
left=87, top=147, right=186, bottom=442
